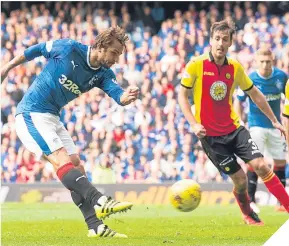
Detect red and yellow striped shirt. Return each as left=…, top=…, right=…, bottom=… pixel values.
left=181, top=52, right=253, bottom=136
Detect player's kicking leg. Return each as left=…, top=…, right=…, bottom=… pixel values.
left=45, top=148, right=133, bottom=219
left=68, top=156, right=129, bottom=238
left=15, top=113, right=132, bottom=237
left=43, top=152, right=131, bottom=238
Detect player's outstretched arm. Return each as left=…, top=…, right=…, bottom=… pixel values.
left=178, top=86, right=206, bottom=138
left=1, top=54, right=26, bottom=82
left=246, top=85, right=286, bottom=136
left=99, top=76, right=139, bottom=106
left=1, top=40, right=74, bottom=83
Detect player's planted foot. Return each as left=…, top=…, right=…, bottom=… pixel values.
left=243, top=211, right=264, bottom=226
left=95, top=196, right=133, bottom=219
left=250, top=202, right=260, bottom=214
left=87, top=224, right=128, bottom=238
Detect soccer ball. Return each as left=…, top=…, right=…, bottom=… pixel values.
left=169, top=179, right=201, bottom=212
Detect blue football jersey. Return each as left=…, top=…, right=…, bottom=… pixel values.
left=16, top=39, right=124, bottom=116
left=237, top=67, right=288, bottom=128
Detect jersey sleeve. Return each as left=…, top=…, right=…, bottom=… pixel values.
left=235, top=63, right=254, bottom=91
left=97, top=70, right=124, bottom=105
left=180, top=60, right=197, bottom=89
left=283, top=80, right=289, bottom=117
left=24, top=39, right=74, bottom=61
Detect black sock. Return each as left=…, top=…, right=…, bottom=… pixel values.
left=71, top=191, right=103, bottom=230
left=57, top=163, right=103, bottom=207
left=247, top=171, right=258, bottom=203
left=274, top=167, right=286, bottom=187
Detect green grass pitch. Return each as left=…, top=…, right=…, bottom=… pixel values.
left=2, top=203, right=288, bottom=246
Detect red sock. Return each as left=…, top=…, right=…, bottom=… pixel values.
left=263, top=172, right=289, bottom=213
left=233, top=190, right=252, bottom=215
left=56, top=162, right=74, bottom=180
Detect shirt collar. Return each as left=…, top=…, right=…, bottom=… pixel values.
left=208, top=51, right=229, bottom=65
left=256, top=67, right=275, bottom=80
left=87, top=46, right=100, bottom=70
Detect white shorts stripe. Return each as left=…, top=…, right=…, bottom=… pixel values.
left=22, top=113, right=52, bottom=155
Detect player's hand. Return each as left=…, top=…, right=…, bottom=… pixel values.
left=192, top=123, right=207, bottom=138
left=272, top=121, right=286, bottom=138
left=120, top=86, right=139, bottom=105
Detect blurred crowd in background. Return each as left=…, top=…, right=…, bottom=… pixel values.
left=1, top=2, right=289, bottom=184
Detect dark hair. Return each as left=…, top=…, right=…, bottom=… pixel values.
left=210, top=20, right=236, bottom=41
left=93, top=26, right=129, bottom=50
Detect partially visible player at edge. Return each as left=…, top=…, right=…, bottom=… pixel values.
left=283, top=81, right=289, bottom=154
left=1, top=26, right=139, bottom=238
left=235, top=48, right=288, bottom=213
left=178, top=19, right=289, bottom=226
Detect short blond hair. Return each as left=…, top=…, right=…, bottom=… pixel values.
left=93, top=26, right=129, bottom=50
left=256, top=48, right=273, bottom=56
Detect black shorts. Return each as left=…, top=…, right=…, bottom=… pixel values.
left=200, top=126, right=263, bottom=175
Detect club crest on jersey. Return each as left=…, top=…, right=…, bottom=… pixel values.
left=275, top=79, right=283, bottom=91
left=225, top=73, right=231, bottom=79
left=210, top=81, right=227, bottom=101
left=88, top=75, right=99, bottom=87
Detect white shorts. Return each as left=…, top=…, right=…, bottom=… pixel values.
left=15, top=113, right=77, bottom=158
left=250, top=127, right=287, bottom=160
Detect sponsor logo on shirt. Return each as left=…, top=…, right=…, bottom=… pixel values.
left=204, top=71, right=215, bottom=76
left=58, top=74, right=81, bottom=95
left=265, top=94, right=281, bottom=101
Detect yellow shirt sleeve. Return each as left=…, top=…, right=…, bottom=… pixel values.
left=235, top=62, right=254, bottom=91
left=283, top=81, right=289, bottom=117
left=181, top=60, right=197, bottom=88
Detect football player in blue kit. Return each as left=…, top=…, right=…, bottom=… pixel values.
left=235, top=48, right=288, bottom=213
left=1, top=27, right=139, bottom=238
